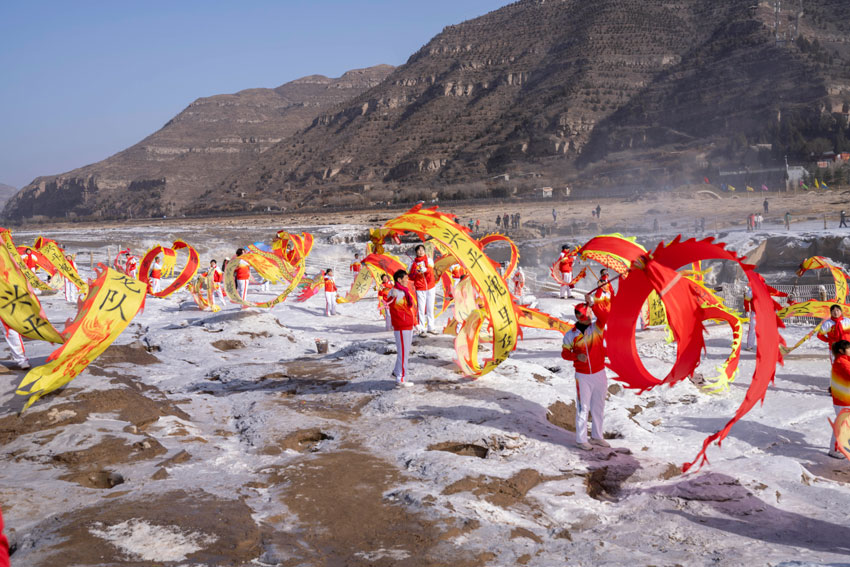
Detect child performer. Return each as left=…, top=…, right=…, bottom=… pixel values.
left=377, top=273, right=393, bottom=330
left=149, top=255, right=163, bottom=294
left=387, top=269, right=416, bottom=386
left=324, top=268, right=338, bottom=316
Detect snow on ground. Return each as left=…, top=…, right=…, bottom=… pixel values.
left=1, top=221, right=850, bottom=566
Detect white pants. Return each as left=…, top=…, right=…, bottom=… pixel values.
left=384, top=311, right=392, bottom=331
left=575, top=370, right=607, bottom=444
left=64, top=280, right=78, bottom=304
left=746, top=311, right=756, bottom=350
left=560, top=271, right=572, bottom=298
left=212, top=287, right=226, bottom=308
left=4, top=326, right=28, bottom=366
left=325, top=291, right=337, bottom=316
left=237, top=279, right=249, bottom=303
left=261, top=280, right=270, bottom=292
left=830, top=405, right=845, bottom=452
left=393, top=329, right=412, bottom=382
left=150, top=278, right=162, bottom=294
left=416, top=288, right=436, bottom=331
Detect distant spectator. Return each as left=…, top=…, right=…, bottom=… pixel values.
left=516, top=212, right=521, bottom=228
left=496, top=215, right=501, bottom=228
left=763, top=198, right=769, bottom=214
left=700, top=218, right=706, bottom=232
left=653, top=218, right=659, bottom=231
left=475, top=219, right=481, bottom=231
left=595, top=204, right=602, bottom=218
left=756, top=213, right=763, bottom=229
left=785, top=211, right=791, bottom=230
left=552, top=208, right=557, bottom=223
left=503, top=213, right=509, bottom=228
left=841, top=210, right=848, bottom=228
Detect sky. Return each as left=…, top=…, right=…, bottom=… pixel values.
left=0, top=0, right=512, bottom=189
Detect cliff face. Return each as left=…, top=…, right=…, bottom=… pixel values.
left=3, top=65, right=394, bottom=220
left=207, top=0, right=850, bottom=210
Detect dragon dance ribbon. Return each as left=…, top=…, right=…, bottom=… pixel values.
left=15, top=266, right=147, bottom=411
left=338, top=253, right=406, bottom=304
left=578, top=234, right=646, bottom=275
left=597, top=236, right=782, bottom=471
left=189, top=270, right=220, bottom=312
left=39, top=242, right=88, bottom=296
left=224, top=232, right=312, bottom=308
left=3, top=232, right=52, bottom=293
left=383, top=205, right=518, bottom=377
left=796, top=256, right=848, bottom=304
left=138, top=240, right=199, bottom=298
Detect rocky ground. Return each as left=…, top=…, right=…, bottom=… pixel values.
left=2, top=204, right=850, bottom=566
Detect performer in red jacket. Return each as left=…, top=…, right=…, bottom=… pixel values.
left=387, top=269, right=417, bottom=386
left=149, top=255, right=163, bottom=294
left=323, top=268, right=338, bottom=316
left=377, top=273, right=393, bottom=330
left=350, top=253, right=362, bottom=274
left=556, top=245, right=575, bottom=299
left=408, top=244, right=437, bottom=335
left=561, top=294, right=611, bottom=450
left=819, top=304, right=850, bottom=363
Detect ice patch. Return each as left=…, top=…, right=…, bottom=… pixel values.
left=354, top=548, right=411, bottom=561
left=90, top=519, right=217, bottom=562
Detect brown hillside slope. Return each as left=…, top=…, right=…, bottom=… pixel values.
left=206, top=0, right=849, bottom=212
left=3, top=65, right=393, bottom=220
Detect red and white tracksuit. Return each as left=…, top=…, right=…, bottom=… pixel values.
left=149, top=260, right=163, bottom=294
left=235, top=259, right=251, bottom=304
left=819, top=315, right=850, bottom=363
left=830, top=354, right=850, bottom=452
left=23, top=252, right=38, bottom=274
left=409, top=255, right=436, bottom=332
left=557, top=251, right=574, bottom=298
left=387, top=283, right=417, bottom=383
left=1, top=319, right=28, bottom=368
left=561, top=302, right=610, bottom=444
left=64, top=258, right=78, bottom=304
left=126, top=256, right=139, bottom=279
left=324, top=274, right=337, bottom=316
left=512, top=268, right=525, bottom=296
left=350, top=261, right=362, bottom=274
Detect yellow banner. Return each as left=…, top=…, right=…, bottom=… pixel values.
left=0, top=232, right=64, bottom=343
left=384, top=206, right=518, bottom=377
left=1, top=231, right=52, bottom=293
left=15, top=267, right=147, bottom=410
left=40, top=242, right=89, bottom=297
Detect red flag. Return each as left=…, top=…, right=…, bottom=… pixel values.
left=704, top=177, right=710, bottom=184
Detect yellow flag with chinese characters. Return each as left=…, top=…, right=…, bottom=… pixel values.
left=383, top=205, right=518, bottom=377
left=15, top=267, right=147, bottom=410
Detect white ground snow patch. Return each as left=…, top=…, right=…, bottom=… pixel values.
left=89, top=519, right=217, bottom=562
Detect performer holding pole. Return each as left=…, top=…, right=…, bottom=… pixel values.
left=409, top=244, right=437, bottom=335
left=561, top=292, right=610, bottom=450
left=387, top=269, right=417, bottom=387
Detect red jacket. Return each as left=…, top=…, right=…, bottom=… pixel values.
left=350, top=261, right=362, bottom=273
left=409, top=255, right=436, bottom=291
left=558, top=251, right=574, bottom=273
left=235, top=259, right=251, bottom=281
left=150, top=261, right=162, bottom=279
left=818, top=316, right=850, bottom=347
left=561, top=302, right=610, bottom=375
left=323, top=274, right=337, bottom=292
left=387, top=284, right=417, bottom=330
left=0, top=506, right=9, bottom=567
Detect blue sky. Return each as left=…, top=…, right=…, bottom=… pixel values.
left=0, top=1, right=511, bottom=188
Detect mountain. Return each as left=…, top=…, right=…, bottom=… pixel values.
left=0, top=183, right=18, bottom=210
left=201, top=0, right=850, bottom=211
left=3, top=65, right=394, bottom=220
